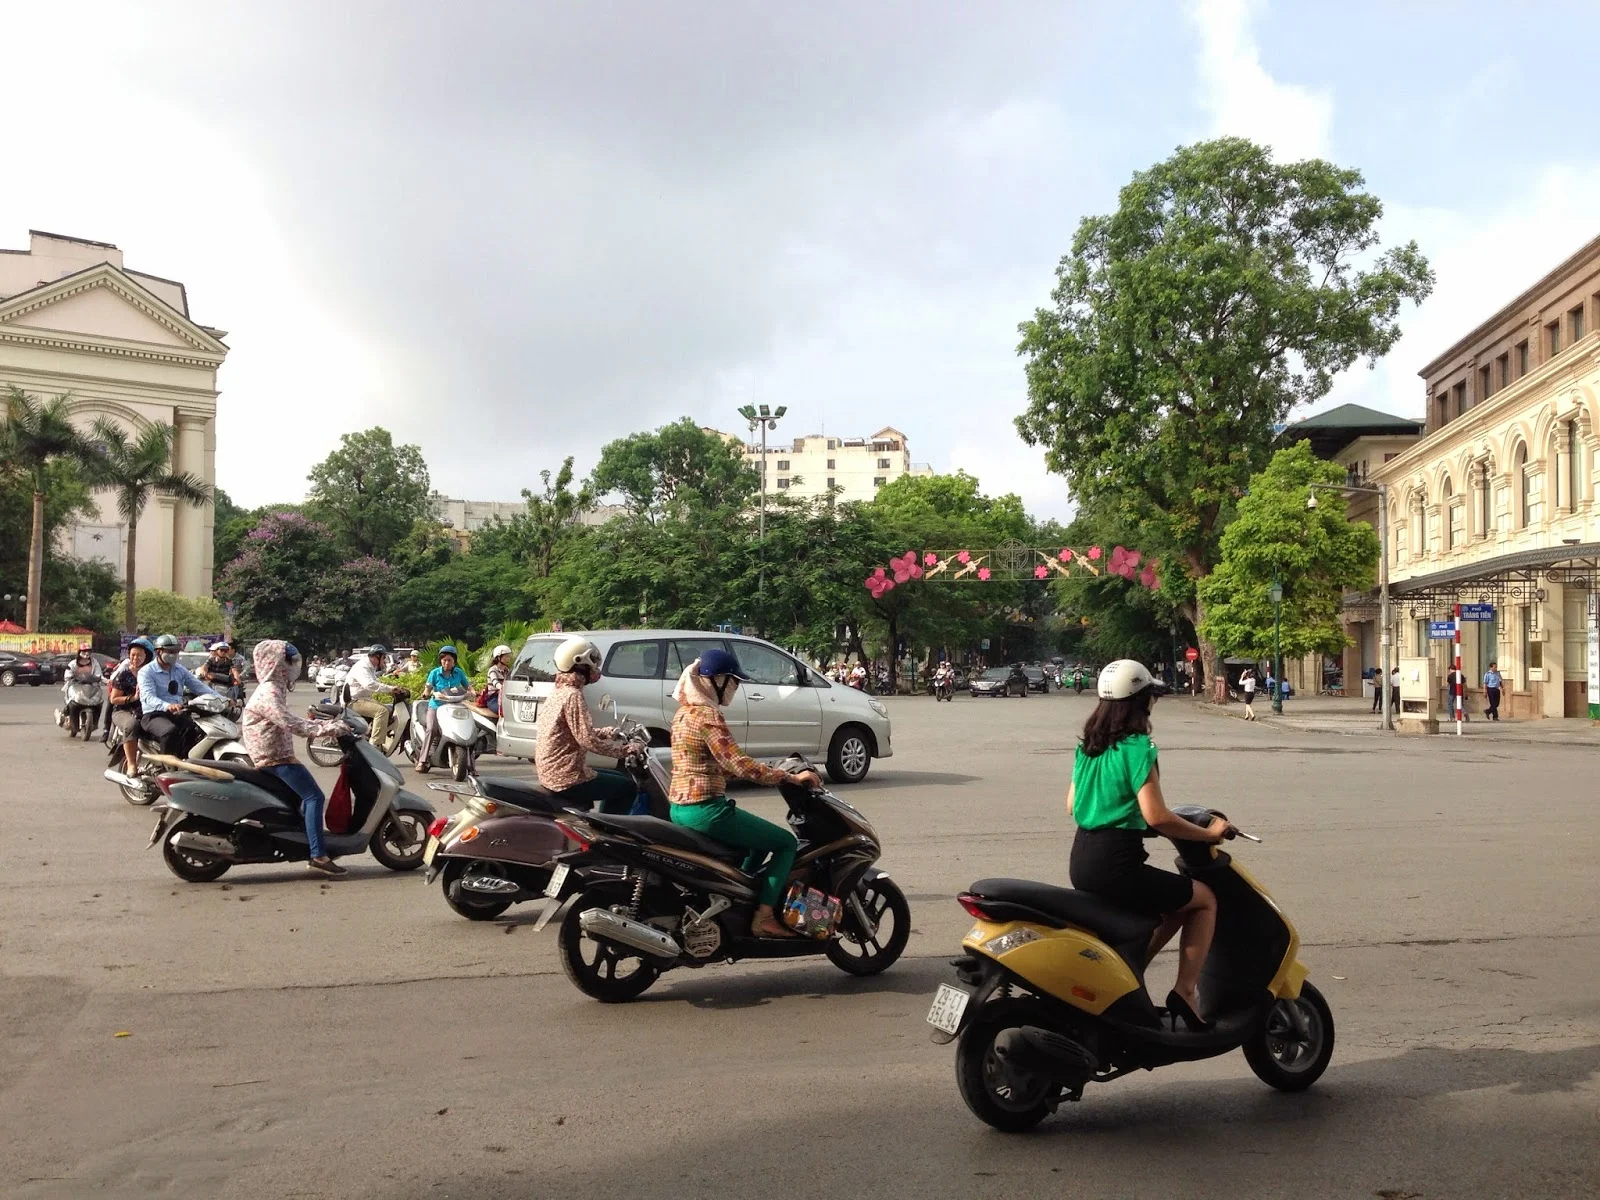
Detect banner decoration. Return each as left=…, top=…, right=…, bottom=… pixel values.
left=865, top=541, right=1159, bottom=598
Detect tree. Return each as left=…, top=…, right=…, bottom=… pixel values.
left=305, top=427, right=431, bottom=559
left=385, top=552, right=531, bottom=646
left=1016, top=138, right=1432, bottom=693
left=1196, top=442, right=1378, bottom=662
left=0, top=387, right=104, bottom=631
left=89, top=418, right=213, bottom=632
left=211, top=488, right=250, bottom=576
left=0, top=456, right=97, bottom=620
left=472, top=457, right=594, bottom=578
left=590, top=418, right=756, bottom=518
left=41, top=557, right=118, bottom=632
left=109, top=588, right=225, bottom=636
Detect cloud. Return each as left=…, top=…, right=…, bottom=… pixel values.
left=1185, top=0, right=1334, bottom=160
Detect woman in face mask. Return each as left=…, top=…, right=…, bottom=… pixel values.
left=533, top=637, right=633, bottom=813
left=667, top=649, right=822, bottom=938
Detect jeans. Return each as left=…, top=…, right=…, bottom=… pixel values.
left=554, top=768, right=637, bottom=815
left=670, top=795, right=797, bottom=907
left=264, top=761, right=328, bottom=859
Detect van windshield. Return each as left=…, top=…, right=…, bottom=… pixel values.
left=509, top=638, right=563, bottom=683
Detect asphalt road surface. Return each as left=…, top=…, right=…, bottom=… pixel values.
left=2, top=683, right=1595, bottom=1199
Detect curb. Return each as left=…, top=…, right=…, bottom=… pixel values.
left=1187, top=697, right=1600, bottom=745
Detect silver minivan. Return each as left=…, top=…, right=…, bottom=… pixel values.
left=498, top=630, right=892, bottom=784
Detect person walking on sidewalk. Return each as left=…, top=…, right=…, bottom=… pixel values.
left=1389, top=666, right=1401, bottom=714
left=1483, top=662, right=1503, bottom=721
left=1240, top=668, right=1257, bottom=720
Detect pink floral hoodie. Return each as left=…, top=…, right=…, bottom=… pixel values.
left=243, top=640, right=342, bottom=769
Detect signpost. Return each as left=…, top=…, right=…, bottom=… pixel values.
left=1452, top=604, right=1463, bottom=737
left=1428, top=621, right=1455, bottom=639
left=1588, top=594, right=1598, bottom=721
left=1459, top=602, right=1495, bottom=621
left=1184, top=646, right=1199, bottom=662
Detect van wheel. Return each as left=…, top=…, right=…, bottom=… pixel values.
left=826, top=726, right=872, bottom=785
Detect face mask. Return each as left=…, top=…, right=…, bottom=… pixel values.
left=158, top=651, right=177, bottom=667
left=713, top=676, right=738, bottom=706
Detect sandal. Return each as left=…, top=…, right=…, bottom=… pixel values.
left=750, top=918, right=797, bottom=939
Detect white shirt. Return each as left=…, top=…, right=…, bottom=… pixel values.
left=345, top=657, right=384, bottom=702
left=1242, top=676, right=1256, bottom=694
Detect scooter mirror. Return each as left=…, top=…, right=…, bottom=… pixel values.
left=599, top=695, right=618, bottom=720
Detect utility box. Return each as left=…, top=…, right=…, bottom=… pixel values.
left=1396, top=656, right=1438, bottom=735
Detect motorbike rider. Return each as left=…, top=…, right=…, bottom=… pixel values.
left=104, top=638, right=153, bottom=783
left=668, top=650, right=823, bottom=939
left=344, top=644, right=394, bottom=748
left=58, top=645, right=101, bottom=731
left=242, top=639, right=349, bottom=877
left=533, top=637, right=634, bottom=813
left=933, top=661, right=955, bottom=695
left=137, top=634, right=219, bottom=757
left=1066, top=659, right=1232, bottom=1032
left=196, top=640, right=242, bottom=700
left=483, top=644, right=512, bottom=716
left=414, top=645, right=471, bottom=773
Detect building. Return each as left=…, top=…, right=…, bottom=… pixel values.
left=0, top=230, right=228, bottom=599
left=428, top=492, right=626, bottom=549
left=719, top=425, right=933, bottom=503
left=1352, top=235, right=1600, bottom=720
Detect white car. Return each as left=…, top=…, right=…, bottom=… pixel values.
left=498, top=630, right=892, bottom=784
left=316, top=655, right=355, bottom=692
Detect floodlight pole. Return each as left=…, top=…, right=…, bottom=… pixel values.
left=738, top=403, right=786, bottom=614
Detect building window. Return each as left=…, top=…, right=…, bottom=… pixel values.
left=873, top=476, right=887, bottom=487
left=1479, top=468, right=1492, bottom=536
left=826, top=458, right=836, bottom=469
left=877, top=457, right=891, bottom=469
left=826, top=477, right=835, bottom=488
left=1496, top=353, right=1509, bottom=390
left=1521, top=605, right=1542, bottom=685
left=1425, top=507, right=1442, bottom=555
left=1516, top=341, right=1530, bottom=377
left=1453, top=382, right=1466, bottom=416
left=1517, top=444, right=1543, bottom=527
left=1414, top=618, right=1431, bottom=656
left=776, top=477, right=789, bottom=489
left=776, top=460, right=789, bottom=471
left=1383, top=452, right=1399, bottom=463
left=1478, top=614, right=1498, bottom=677
left=1447, top=500, right=1464, bottom=550
left=1435, top=393, right=1450, bottom=428
left=1546, top=320, right=1560, bottom=358
left=827, top=439, right=839, bottom=450
left=1571, top=305, right=1586, bottom=343
left=1478, top=365, right=1492, bottom=403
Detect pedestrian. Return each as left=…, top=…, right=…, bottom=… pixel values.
left=1389, top=666, right=1401, bottom=714
left=1446, top=665, right=1469, bottom=720
left=1369, top=667, right=1382, bottom=713
left=1240, top=667, right=1256, bottom=720
left=1483, top=661, right=1503, bottom=721
left=1263, top=668, right=1275, bottom=702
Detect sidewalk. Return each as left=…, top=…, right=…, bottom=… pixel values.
left=1187, top=693, right=1600, bottom=744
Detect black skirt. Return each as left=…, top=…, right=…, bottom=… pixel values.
left=1070, top=826, right=1193, bottom=918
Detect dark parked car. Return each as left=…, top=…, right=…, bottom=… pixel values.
left=0, top=652, right=58, bottom=687
left=969, top=666, right=1027, bottom=698
left=1022, top=665, right=1051, bottom=693
left=49, top=651, right=118, bottom=678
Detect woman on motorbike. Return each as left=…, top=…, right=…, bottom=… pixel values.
left=483, top=644, right=512, bottom=716
left=242, top=640, right=349, bottom=877
left=414, top=645, right=470, bottom=773
left=105, top=638, right=152, bottom=782
left=668, top=649, right=823, bottom=939
left=59, top=645, right=100, bottom=733
left=1067, top=660, right=1232, bottom=1031
left=533, top=637, right=634, bottom=814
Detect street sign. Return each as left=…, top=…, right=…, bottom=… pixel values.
left=1184, top=647, right=1199, bottom=662
left=1459, top=603, right=1494, bottom=621
left=979, top=638, right=990, bottom=650
left=1428, top=621, right=1455, bottom=640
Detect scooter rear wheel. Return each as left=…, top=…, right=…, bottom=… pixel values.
left=440, top=858, right=515, bottom=920
left=558, top=895, right=661, bottom=1003
left=161, top=816, right=232, bottom=883
left=955, top=996, right=1058, bottom=1132
left=1243, top=981, right=1334, bottom=1092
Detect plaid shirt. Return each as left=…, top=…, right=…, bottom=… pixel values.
left=669, top=702, right=789, bottom=804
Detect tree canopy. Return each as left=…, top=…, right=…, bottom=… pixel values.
left=306, top=427, right=432, bottom=559
left=590, top=418, right=756, bottom=518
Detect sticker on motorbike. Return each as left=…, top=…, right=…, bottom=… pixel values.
left=926, top=983, right=972, bottom=1035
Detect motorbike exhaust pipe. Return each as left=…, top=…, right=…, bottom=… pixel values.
left=577, top=907, right=681, bottom=960
left=459, top=874, right=521, bottom=895
left=168, top=830, right=237, bottom=860
left=993, top=1026, right=1098, bottom=1086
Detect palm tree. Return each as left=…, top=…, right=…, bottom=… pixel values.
left=1, top=387, right=103, bottom=632
left=90, top=417, right=213, bottom=633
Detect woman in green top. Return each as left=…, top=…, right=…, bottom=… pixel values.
left=1067, top=660, right=1232, bottom=1030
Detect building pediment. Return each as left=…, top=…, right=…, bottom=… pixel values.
left=0, top=264, right=227, bottom=365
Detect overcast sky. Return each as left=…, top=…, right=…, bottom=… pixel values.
left=6, top=1, right=1600, bottom=519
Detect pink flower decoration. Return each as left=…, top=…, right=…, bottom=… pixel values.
left=1058, top=548, right=1073, bottom=562
left=977, top=567, right=991, bottom=581
left=923, top=552, right=938, bottom=567
left=1139, top=565, right=1158, bottom=589
left=1034, top=565, right=1049, bottom=579
left=1087, top=546, right=1102, bottom=561
left=872, top=567, right=886, bottom=580
left=1125, top=550, right=1142, bottom=569
left=882, top=578, right=895, bottom=592
left=910, top=563, right=924, bottom=580
left=956, top=550, right=971, bottom=564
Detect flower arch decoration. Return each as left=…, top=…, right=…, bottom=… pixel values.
left=864, top=544, right=1159, bottom=599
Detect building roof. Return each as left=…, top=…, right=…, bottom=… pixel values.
left=28, top=229, right=120, bottom=250
left=1279, top=403, right=1424, bottom=460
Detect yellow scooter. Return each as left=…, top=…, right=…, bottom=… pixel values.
left=927, top=806, right=1332, bottom=1131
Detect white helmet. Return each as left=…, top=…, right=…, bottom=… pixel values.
left=553, top=636, right=602, bottom=677
left=490, top=644, right=512, bottom=661
left=1097, top=659, right=1167, bottom=700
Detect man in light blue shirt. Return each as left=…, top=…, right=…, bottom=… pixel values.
left=137, top=633, right=217, bottom=756
left=1482, top=662, right=1503, bottom=721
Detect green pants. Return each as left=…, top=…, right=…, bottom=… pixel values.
left=670, top=795, right=797, bottom=907
left=554, top=768, right=637, bottom=815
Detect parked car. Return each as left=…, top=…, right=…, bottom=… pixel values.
left=497, top=630, right=893, bottom=784
left=316, top=655, right=356, bottom=693
left=49, top=651, right=118, bottom=677
left=0, top=651, right=58, bottom=687
left=968, top=666, right=1026, bottom=698
left=1022, top=665, right=1051, bottom=693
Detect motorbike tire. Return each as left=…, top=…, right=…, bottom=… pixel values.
left=441, top=858, right=515, bottom=921
left=955, top=996, right=1060, bottom=1133
left=369, top=810, right=429, bottom=871
left=1243, top=981, right=1334, bottom=1092
left=448, top=744, right=469, bottom=782
left=161, top=817, right=232, bottom=883
left=307, top=737, right=344, bottom=767
left=826, top=875, right=910, bottom=976
left=558, top=894, right=661, bottom=1003
left=121, top=765, right=159, bottom=806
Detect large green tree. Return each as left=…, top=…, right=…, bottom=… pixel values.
left=471, top=457, right=594, bottom=578
left=1016, top=137, right=1432, bottom=690
left=1196, top=441, right=1378, bottom=663
left=89, top=418, right=213, bottom=632
left=590, top=417, right=756, bottom=518
left=305, top=427, right=431, bottom=559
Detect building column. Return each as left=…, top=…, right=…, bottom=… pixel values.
left=171, top=413, right=208, bottom=598
left=152, top=495, right=176, bottom=592
left=1541, top=583, right=1565, bottom=719
left=1472, top=462, right=1491, bottom=539
left=1554, top=424, right=1574, bottom=515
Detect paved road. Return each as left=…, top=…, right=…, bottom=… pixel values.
left=2, top=684, right=1595, bottom=1198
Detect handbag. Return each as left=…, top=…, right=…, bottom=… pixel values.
left=324, top=764, right=353, bottom=834
left=780, top=883, right=844, bottom=939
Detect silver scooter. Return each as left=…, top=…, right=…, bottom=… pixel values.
left=57, top=674, right=107, bottom=739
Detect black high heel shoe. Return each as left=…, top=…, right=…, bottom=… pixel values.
left=1166, top=991, right=1214, bottom=1033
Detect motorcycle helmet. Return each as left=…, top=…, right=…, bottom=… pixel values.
left=366, top=643, right=388, bottom=659
left=283, top=642, right=302, bottom=690
left=695, top=647, right=750, bottom=706
left=1097, top=658, right=1167, bottom=700
left=490, top=643, right=512, bottom=662
left=437, top=645, right=458, bottom=668
left=210, top=640, right=230, bottom=653
left=553, top=636, right=602, bottom=679
left=152, top=633, right=180, bottom=666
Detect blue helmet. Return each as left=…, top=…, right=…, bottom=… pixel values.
left=696, top=648, right=751, bottom=681
left=129, top=636, right=155, bottom=657
left=438, top=644, right=458, bottom=660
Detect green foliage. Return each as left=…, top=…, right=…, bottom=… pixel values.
left=1196, top=442, right=1378, bottom=659
left=110, top=588, right=225, bottom=636
left=386, top=518, right=458, bottom=578
left=470, top=457, right=592, bottom=577
left=590, top=417, right=756, bottom=517
left=0, top=457, right=97, bottom=616
left=1015, top=138, right=1431, bottom=665
left=211, top=488, right=251, bottom=575
left=384, top=552, right=532, bottom=647
left=40, top=557, right=119, bottom=632
left=305, top=427, right=432, bottom=559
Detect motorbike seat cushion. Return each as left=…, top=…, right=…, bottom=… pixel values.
left=202, top=759, right=306, bottom=811
left=585, top=813, right=744, bottom=862
left=476, top=776, right=563, bottom=815
left=967, top=878, right=1159, bottom=946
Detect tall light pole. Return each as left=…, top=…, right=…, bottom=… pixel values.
left=737, top=403, right=787, bottom=610
left=1269, top=575, right=1284, bottom=714
left=1309, top=479, right=1392, bottom=732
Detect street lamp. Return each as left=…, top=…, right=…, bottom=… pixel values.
left=737, top=403, right=787, bottom=607
left=1308, top=479, right=1393, bottom=732
left=1269, top=576, right=1284, bottom=714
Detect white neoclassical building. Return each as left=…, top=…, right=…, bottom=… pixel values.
left=0, top=230, right=228, bottom=599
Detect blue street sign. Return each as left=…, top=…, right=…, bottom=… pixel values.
left=1428, top=621, right=1456, bottom=640
left=1459, top=603, right=1495, bottom=621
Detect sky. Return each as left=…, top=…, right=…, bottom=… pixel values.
left=5, top=0, right=1600, bottom=521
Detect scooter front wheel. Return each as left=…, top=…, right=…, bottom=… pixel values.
left=955, top=996, right=1059, bottom=1132
left=1243, top=981, right=1334, bottom=1092
left=370, top=810, right=429, bottom=871
left=307, top=736, right=344, bottom=767
left=447, top=744, right=469, bottom=782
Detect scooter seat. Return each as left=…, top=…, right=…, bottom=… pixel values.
left=476, top=776, right=564, bottom=815
left=967, top=878, right=1160, bottom=947
left=584, top=813, right=744, bottom=862
left=201, top=759, right=307, bottom=811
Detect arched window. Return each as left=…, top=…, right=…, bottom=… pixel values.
left=1517, top=442, right=1543, bottom=527
left=1444, top=479, right=1463, bottom=550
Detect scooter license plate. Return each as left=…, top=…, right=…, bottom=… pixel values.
left=422, top=835, right=439, bottom=867
left=544, top=863, right=570, bottom=898
left=926, top=983, right=972, bottom=1035
left=146, top=809, right=168, bottom=848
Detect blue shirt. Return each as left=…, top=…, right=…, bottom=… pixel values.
left=137, top=659, right=217, bottom=714
left=1483, top=669, right=1502, bottom=688
left=426, top=665, right=471, bottom=707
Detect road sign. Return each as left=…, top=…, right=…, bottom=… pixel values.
left=1428, top=621, right=1455, bottom=639
left=1459, top=603, right=1494, bottom=621
left=1184, top=646, right=1199, bottom=662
